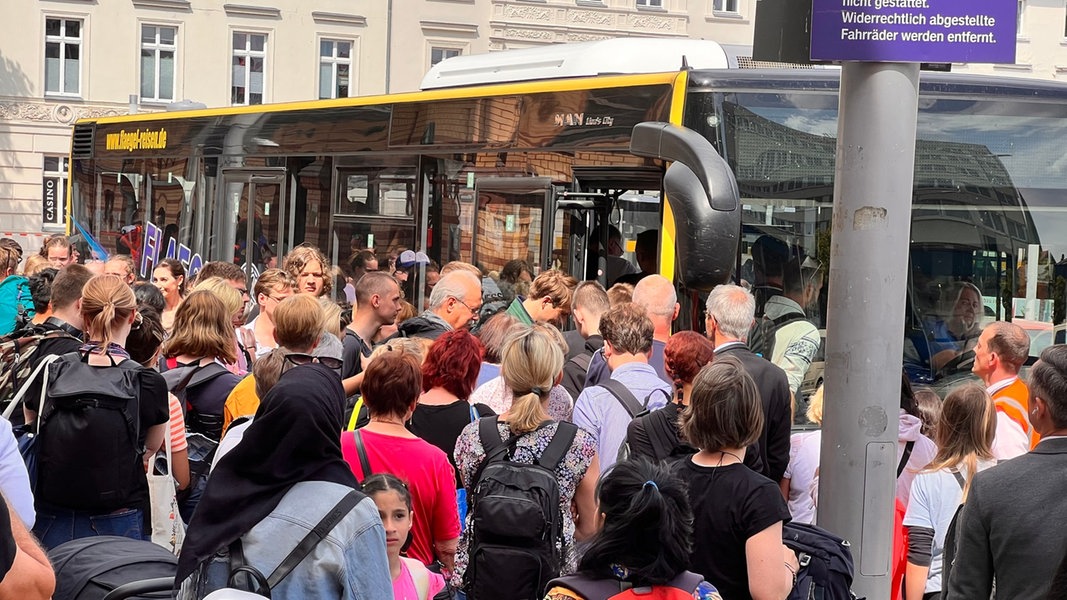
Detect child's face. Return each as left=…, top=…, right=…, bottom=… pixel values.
left=373, top=490, right=412, bottom=554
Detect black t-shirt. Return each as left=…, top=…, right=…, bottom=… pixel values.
left=341, top=329, right=373, bottom=380
left=672, top=459, right=792, bottom=600
left=408, top=400, right=494, bottom=487
left=0, top=494, right=15, bottom=584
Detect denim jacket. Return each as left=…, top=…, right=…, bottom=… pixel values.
left=178, top=480, right=392, bottom=599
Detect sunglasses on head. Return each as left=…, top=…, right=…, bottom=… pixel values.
left=283, top=353, right=343, bottom=370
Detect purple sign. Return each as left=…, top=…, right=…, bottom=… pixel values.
left=811, top=0, right=1016, bottom=63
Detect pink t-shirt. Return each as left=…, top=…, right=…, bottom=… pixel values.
left=342, top=429, right=461, bottom=565
left=394, top=558, right=446, bottom=600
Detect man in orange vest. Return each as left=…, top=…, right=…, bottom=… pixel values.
left=972, top=321, right=1039, bottom=458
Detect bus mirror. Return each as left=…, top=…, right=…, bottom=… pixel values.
left=630, top=122, right=738, bottom=212
left=630, top=121, right=740, bottom=290
left=662, top=161, right=740, bottom=290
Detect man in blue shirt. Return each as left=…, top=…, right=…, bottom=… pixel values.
left=573, top=303, right=671, bottom=474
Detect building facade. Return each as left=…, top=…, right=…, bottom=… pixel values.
left=0, top=0, right=1063, bottom=243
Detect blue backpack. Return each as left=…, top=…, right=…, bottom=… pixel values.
left=0, top=275, right=34, bottom=337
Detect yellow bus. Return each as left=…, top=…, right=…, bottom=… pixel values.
left=68, top=38, right=1067, bottom=383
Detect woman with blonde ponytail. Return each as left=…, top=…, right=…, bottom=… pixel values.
left=451, top=323, right=600, bottom=590
left=903, top=383, right=996, bottom=600
left=25, top=274, right=170, bottom=549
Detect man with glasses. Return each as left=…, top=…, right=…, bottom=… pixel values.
left=505, top=269, right=578, bottom=327
left=243, top=269, right=296, bottom=359
left=396, top=270, right=482, bottom=340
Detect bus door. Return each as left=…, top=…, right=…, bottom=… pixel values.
left=217, top=169, right=288, bottom=280
left=471, top=177, right=556, bottom=274
left=571, top=167, right=665, bottom=287
left=555, top=191, right=607, bottom=285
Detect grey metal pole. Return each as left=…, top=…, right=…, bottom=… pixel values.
left=818, top=61, right=919, bottom=600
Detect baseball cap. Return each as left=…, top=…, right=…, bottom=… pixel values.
left=397, top=250, right=430, bottom=269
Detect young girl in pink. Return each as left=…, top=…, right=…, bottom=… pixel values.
left=364, top=473, right=446, bottom=600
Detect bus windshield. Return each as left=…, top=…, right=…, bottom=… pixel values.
left=689, top=74, right=1067, bottom=386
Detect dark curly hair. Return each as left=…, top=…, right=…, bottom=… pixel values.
left=577, top=457, right=694, bottom=585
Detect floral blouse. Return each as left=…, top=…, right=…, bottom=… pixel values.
left=469, top=375, right=573, bottom=421
left=451, top=419, right=597, bottom=587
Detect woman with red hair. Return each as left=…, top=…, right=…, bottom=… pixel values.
left=408, top=329, right=495, bottom=484
left=626, top=331, right=715, bottom=462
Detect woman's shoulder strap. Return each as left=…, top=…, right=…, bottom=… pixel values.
left=478, top=415, right=504, bottom=453
left=537, top=421, right=579, bottom=470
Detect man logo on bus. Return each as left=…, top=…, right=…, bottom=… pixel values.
left=553, top=113, right=615, bottom=127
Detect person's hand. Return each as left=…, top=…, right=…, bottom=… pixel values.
left=236, top=328, right=258, bottom=363
left=783, top=543, right=799, bottom=571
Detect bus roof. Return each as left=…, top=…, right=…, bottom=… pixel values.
left=420, top=38, right=730, bottom=90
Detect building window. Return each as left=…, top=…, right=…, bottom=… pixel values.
left=1018, top=0, right=1025, bottom=35
left=713, top=0, right=739, bottom=12
left=319, top=39, right=353, bottom=99
left=45, top=18, right=82, bottom=96
left=232, top=32, right=267, bottom=105
left=42, top=156, right=69, bottom=229
left=141, top=25, right=176, bottom=103
left=637, top=0, right=663, bottom=6
left=430, top=47, right=461, bottom=67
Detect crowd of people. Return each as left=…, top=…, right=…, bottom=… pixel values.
left=0, top=233, right=1066, bottom=600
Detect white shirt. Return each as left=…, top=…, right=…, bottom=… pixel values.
left=0, top=417, right=35, bottom=526
left=903, top=460, right=995, bottom=594
left=986, top=377, right=1031, bottom=461
left=992, top=413, right=1030, bottom=461
left=784, top=430, right=821, bottom=525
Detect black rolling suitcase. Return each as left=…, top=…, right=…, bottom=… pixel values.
left=48, top=536, right=177, bottom=600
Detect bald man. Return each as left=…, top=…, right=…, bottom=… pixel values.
left=583, top=274, right=675, bottom=389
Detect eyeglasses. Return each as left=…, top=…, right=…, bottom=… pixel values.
left=283, top=353, right=343, bottom=370
left=452, top=296, right=482, bottom=314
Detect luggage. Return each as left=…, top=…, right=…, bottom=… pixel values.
left=49, top=535, right=177, bottom=600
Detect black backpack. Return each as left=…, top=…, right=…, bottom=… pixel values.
left=463, top=416, right=578, bottom=600
left=36, top=352, right=145, bottom=512
left=629, top=401, right=693, bottom=464
left=748, top=311, right=807, bottom=360
left=163, top=361, right=231, bottom=441
left=49, top=536, right=177, bottom=600
left=783, top=522, right=858, bottom=600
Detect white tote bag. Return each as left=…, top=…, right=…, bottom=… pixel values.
left=148, top=429, right=186, bottom=554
